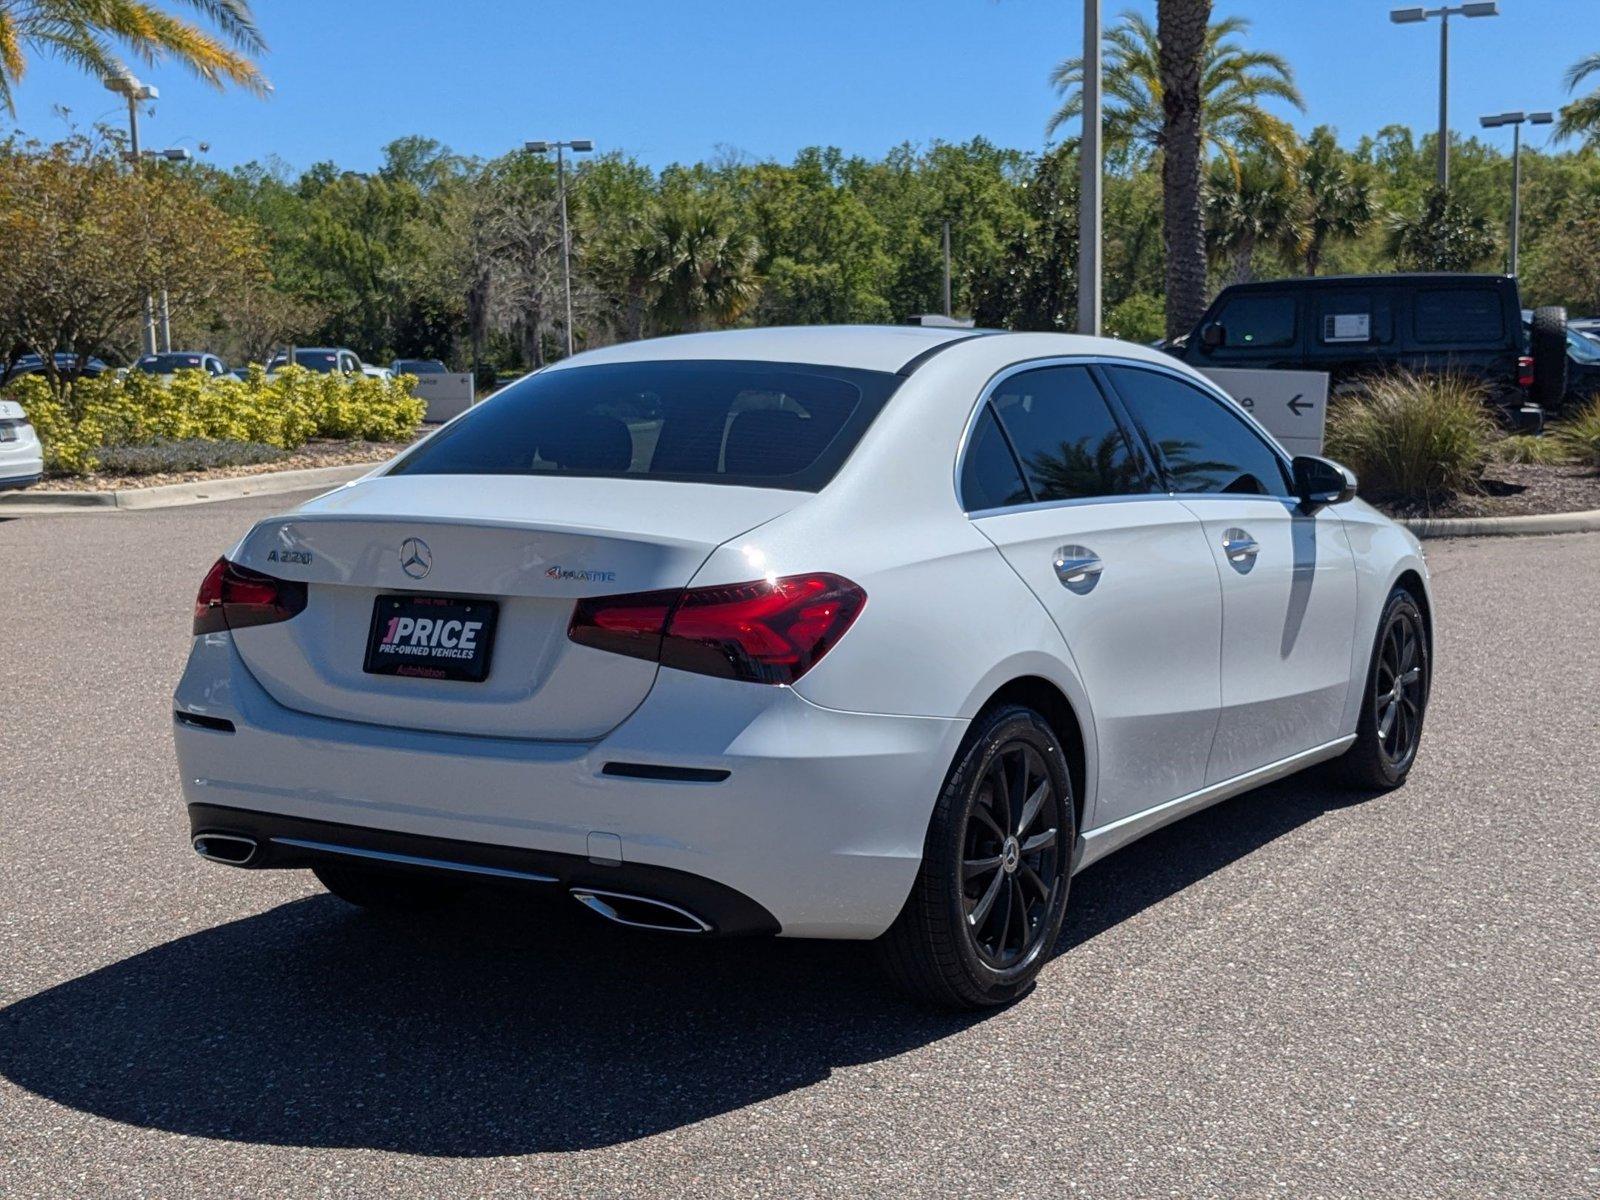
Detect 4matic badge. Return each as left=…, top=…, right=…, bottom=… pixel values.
left=546, top=565, right=616, bottom=583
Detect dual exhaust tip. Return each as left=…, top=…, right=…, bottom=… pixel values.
left=190, top=835, right=711, bottom=933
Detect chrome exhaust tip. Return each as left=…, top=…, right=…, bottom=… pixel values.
left=192, top=833, right=258, bottom=866
left=570, top=888, right=712, bottom=934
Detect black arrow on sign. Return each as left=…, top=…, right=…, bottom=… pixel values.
left=1286, top=394, right=1313, bottom=416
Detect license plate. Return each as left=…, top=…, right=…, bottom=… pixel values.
left=364, top=594, right=499, bottom=682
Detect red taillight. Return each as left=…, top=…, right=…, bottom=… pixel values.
left=1518, top=355, right=1535, bottom=389
left=569, top=573, right=866, bottom=685
left=192, top=556, right=308, bottom=636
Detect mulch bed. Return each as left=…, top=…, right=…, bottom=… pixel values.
left=1374, top=462, right=1600, bottom=520
left=34, top=438, right=418, bottom=493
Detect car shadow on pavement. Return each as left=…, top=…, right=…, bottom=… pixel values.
left=0, top=774, right=1368, bottom=1157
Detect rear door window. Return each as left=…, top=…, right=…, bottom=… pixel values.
left=388, top=360, right=902, bottom=491
left=986, top=365, right=1150, bottom=502
left=959, top=406, right=1031, bottom=511
left=1414, top=288, right=1504, bottom=344
left=1104, top=366, right=1292, bottom=496
left=1216, top=293, right=1297, bottom=349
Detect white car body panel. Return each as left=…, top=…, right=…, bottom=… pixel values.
left=173, top=326, right=1433, bottom=939
left=0, top=399, right=44, bottom=489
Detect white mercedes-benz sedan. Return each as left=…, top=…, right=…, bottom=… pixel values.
left=174, top=326, right=1432, bottom=1008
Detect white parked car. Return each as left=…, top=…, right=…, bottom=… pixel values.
left=0, top=399, right=44, bottom=490
left=174, top=327, right=1433, bottom=1008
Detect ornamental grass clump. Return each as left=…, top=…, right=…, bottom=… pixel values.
left=1554, top=396, right=1600, bottom=471
left=1324, top=372, right=1494, bottom=504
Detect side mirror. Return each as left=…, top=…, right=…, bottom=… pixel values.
left=1200, top=322, right=1226, bottom=351
left=1292, top=455, right=1357, bottom=510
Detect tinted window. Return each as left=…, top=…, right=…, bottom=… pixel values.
left=1216, top=293, right=1296, bottom=349
left=389, top=360, right=901, bottom=491
left=960, top=406, right=1030, bottom=511
left=1414, top=288, right=1503, bottom=343
left=1105, top=366, right=1291, bottom=496
left=134, top=353, right=206, bottom=373
left=989, top=366, right=1147, bottom=501
left=1316, top=292, right=1392, bottom=345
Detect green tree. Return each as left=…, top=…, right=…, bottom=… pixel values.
left=1297, top=126, right=1376, bottom=274
left=1047, top=9, right=1303, bottom=173
left=971, top=146, right=1078, bottom=331
left=0, top=0, right=267, bottom=113
left=1386, top=187, right=1497, bottom=272
left=1556, top=51, right=1600, bottom=149
left=0, top=133, right=262, bottom=400
left=634, top=191, right=760, bottom=331
left=1205, top=154, right=1300, bottom=285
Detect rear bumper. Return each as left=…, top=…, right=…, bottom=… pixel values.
left=187, top=803, right=781, bottom=935
left=173, top=634, right=967, bottom=938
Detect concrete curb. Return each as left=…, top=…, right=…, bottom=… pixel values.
left=0, top=462, right=374, bottom=516
left=1402, top=507, right=1600, bottom=539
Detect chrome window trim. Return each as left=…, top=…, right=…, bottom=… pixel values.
left=953, top=354, right=1298, bottom=518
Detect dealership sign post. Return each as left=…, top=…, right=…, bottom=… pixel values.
left=1199, top=367, right=1331, bottom=458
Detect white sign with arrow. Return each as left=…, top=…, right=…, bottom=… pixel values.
left=1198, top=366, right=1331, bottom=459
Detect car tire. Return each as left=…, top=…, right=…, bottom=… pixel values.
left=1336, top=587, right=1431, bottom=791
left=312, top=863, right=465, bottom=912
left=876, top=704, right=1075, bottom=1010
left=1531, top=305, right=1569, bottom=412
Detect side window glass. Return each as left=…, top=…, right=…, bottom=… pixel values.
left=1216, top=294, right=1296, bottom=349
left=1317, top=292, right=1392, bottom=345
left=1105, top=367, right=1291, bottom=496
left=960, top=405, right=1031, bottom=511
left=1414, top=288, right=1503, bottom=343
left=990, top=366, right=1149, bottom=501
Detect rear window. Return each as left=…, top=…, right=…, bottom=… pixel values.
left=1414, top=288, right=1504, bottom=344
left=135, top=354, right=206, bottom=372
left=387, top=360, right=902, bottom=491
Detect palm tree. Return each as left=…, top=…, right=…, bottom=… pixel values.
left=634, top=193, right=760, bottom=332
left=1205, top=156, right=1300, bottom=285
left=1297, top=127, right=1375, bottom=275
left=1157, top=0, right=1214, bottom=342
left=0, top=0, right=267, bottom=114
left=1046, top=9, right=1304, bottom=174
left=1555, top=51, right=1600, bottom=148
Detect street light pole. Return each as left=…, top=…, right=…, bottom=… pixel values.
left=1391, top=4, right=1499, bottom=192
left=104, top=74, right=160, bottom=355
left=142, top=147, right=192, bottom=351
left=525, top=139, right=594, bottom=358
left=941, top=220, right=952, bottom=318
left=1078, top=0, right=1102, bottom=336
left=1480, top=110, right=1554, bottom=277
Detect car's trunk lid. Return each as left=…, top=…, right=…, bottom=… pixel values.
left=226, top=474, right=803, bottom=738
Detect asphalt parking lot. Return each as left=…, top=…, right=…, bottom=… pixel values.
left=1, top=493, right=1596, bottom=1199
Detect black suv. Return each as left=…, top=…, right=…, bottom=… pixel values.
left=1172, top=273, right=1567, bottom=421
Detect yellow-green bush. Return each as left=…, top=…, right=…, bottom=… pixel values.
left=3, top=367, right=424, bottom=475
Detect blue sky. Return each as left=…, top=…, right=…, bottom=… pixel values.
left=3, top=0, right=1592, bottom=174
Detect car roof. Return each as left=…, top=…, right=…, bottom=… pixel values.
left=542, top=325, right=1201, bottom=377
left=545, top=325, right=989, bottom=375
left=1216, top=272, right=1511, bottom=292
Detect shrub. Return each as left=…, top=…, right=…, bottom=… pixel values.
left=2, top=367, right=424, bottom=475
left=1325, top=372, right=1495, bottom=502
left=94, top=438, right=286, bottom=476
left=1491, top=433, right=1570, bottom=466
left=1554, top=397, right=1600, bottom=470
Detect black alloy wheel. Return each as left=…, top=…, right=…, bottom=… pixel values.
left=1336, top=587, right=1431, bottom=791
left=961, top=742, right=1064, bottom=969
left=878, top=705, right=1074, bottom=1009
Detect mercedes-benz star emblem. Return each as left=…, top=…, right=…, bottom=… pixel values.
left=399, top=537, right=432, bottom=580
